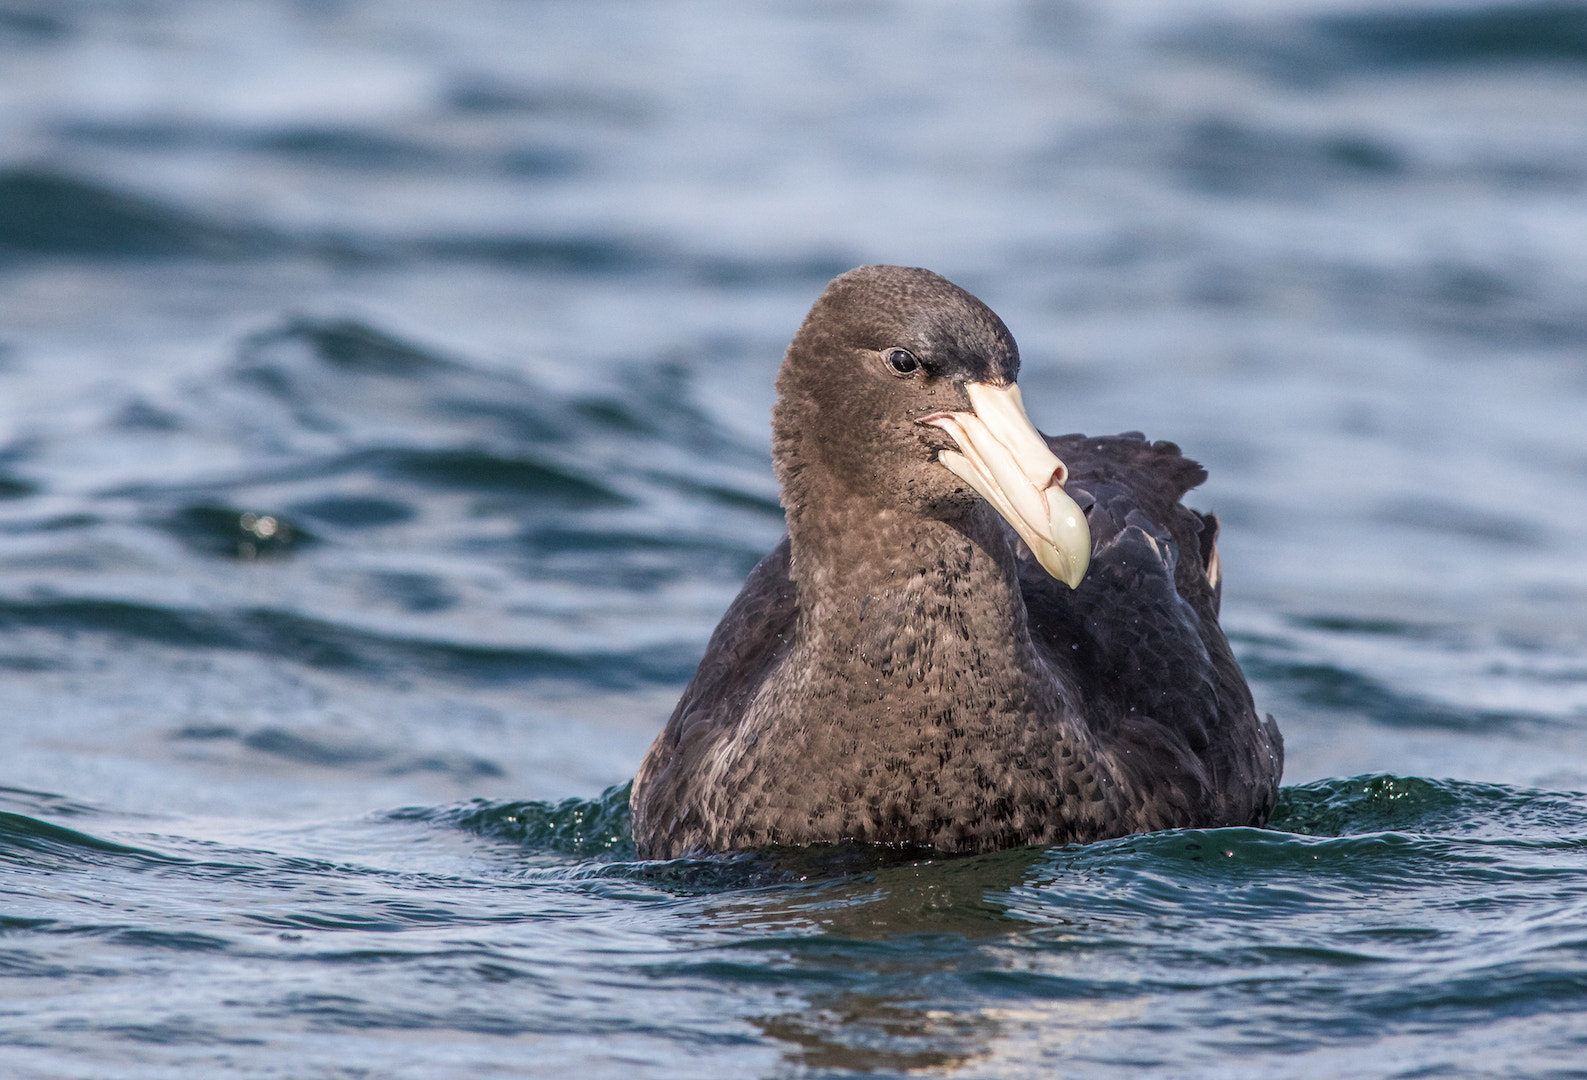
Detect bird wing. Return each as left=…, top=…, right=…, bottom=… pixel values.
left=635, top=435, right=1283, bottom=853
left=631, top=538, right=798, bottom=855
left=1023, top=432, right=1283, bottom=831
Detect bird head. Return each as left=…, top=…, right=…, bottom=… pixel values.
left=772, top=265, right=1090, bottom=588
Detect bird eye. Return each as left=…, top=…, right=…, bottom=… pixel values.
left=885, top=348, right=920, bottom=376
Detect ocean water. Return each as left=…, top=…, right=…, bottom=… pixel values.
left=2, top=1, right=1586, bottom=1076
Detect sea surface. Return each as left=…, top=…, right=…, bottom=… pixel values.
left=3, top=1, right=1587, bottom=1076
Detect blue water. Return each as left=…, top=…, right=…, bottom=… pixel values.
left=2, top=1, right=1587, bottom=1076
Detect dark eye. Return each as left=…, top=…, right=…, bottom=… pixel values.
left=885, top=348, right=920, bottom=376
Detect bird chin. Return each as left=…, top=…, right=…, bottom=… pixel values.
left=920, top=382, right=1091, bottom=589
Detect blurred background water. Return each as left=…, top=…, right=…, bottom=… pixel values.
left=2, top=1, right=1586, bottom=1077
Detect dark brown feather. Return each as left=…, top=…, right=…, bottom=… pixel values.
left=631, top=267, right=1282, bottom=858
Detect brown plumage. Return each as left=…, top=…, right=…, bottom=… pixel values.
left=631, top=266, right=1282, bottom=858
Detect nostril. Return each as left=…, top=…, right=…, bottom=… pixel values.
left=1046, top=462, right=1068, bottom=488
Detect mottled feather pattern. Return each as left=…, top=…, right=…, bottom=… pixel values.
left=635, top=434, right=1281, bottom=856
left=631, top=266, right=1282, bottom=858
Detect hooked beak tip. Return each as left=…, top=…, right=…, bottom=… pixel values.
left=929, top=382, right=1092, bottom=588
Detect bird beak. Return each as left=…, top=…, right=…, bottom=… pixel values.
left=920, top=382, right=1091, bottom=588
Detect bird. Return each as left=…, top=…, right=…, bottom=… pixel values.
left=630, top=265, right=1282, bottom=859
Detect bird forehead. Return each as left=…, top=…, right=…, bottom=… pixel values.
left=903, top=304, right=1017, bottom=367
left=805, top=266, right=1021, bottom=381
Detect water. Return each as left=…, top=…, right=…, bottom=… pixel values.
left=2, top=1, right=1586, bottom=1075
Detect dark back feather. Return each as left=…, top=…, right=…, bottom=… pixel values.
left=1027, top=433, right=1280, bottom=831
left=632, top=432, right=1282, bottom=856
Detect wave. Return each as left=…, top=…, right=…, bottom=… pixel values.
left=1271, top=774, right=1587, bottom=843
left=392, top=774, right=1587, bottom=878
left=396, top=781, right=638, bottom=861
left=4, top=771, right=1584, bottom=1018
left=0, top=312, right=788, bottom=698
left=7, top=767, right=1583, bottom=886
left=0, top=166, right=851, bottom=288
left=1231, top=622, right=1579, bottom=733
left=0, top=808, right=173, bottom=865
left=0, top=596, right=701, bottom=686
left=1180, top=3, right=1587, bottom=86
left=0, top=168, right=276, bottom=259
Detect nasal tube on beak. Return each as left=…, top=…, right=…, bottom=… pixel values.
left=921, top=382, right=1091, bottom=588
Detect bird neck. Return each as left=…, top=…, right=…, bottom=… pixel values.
left=786, top=498, right=1041, bottom=683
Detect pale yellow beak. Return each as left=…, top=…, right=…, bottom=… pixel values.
left=920, top=382, right=1091, bottom=588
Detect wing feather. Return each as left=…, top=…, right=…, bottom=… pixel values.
left=1027, top=433, right=1282, bottom=828
left=632, top=539, right=797, bottom=853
